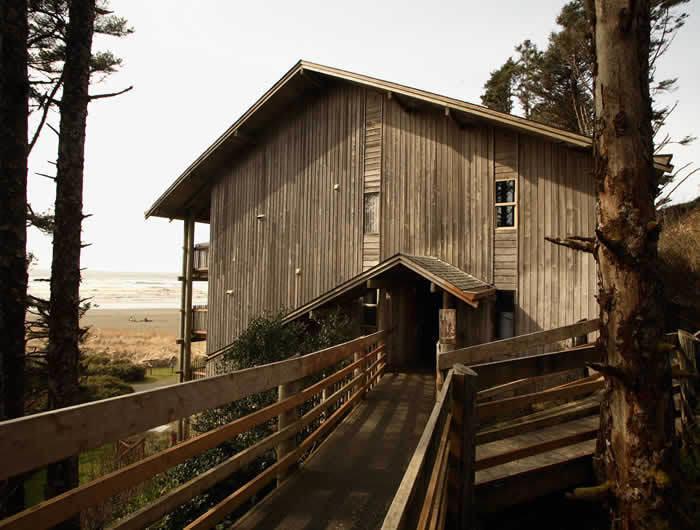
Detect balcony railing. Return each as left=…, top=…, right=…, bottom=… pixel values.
left=192, top=304, right=207, bottom=340
left=193, top=243, right=209, bottom=276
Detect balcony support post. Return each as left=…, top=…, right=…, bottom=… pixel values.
left=182, top=214, right=195, bottom=383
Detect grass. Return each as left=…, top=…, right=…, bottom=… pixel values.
left=141, top=366, right=178, bottom=383
left=82, top=328, right=205, bottom=364
left=24, top=444, right=116, bottom=507
left=131, top=366, right=179, bottom=392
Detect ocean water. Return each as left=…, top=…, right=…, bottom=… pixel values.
left=28, top=269, right=208, bottom=310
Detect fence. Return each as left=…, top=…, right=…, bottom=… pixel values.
left=383, top=319, right=602, bottom=530
left=193, top=243, right=209, bottom=273
left=0, top=331, right=386, bottom=530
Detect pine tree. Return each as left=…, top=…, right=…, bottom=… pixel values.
left=0, top=0, right=29, bottom=517
left=34, top=2, right=132, bottom=518
left=590, top=1, right=678, bottom=527
left=480, top=0, right=690, bottom=146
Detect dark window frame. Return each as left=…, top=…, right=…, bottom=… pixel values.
left=495, top=178, right=517, bottom=229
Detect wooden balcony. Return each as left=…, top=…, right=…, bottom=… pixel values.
left=192, top=304, right=207, bottom=340
left=179, top=243, right=209, bottom=281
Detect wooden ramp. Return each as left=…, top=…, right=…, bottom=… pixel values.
left=233, top=373, right=435, bottom=530
left=475, top=404, right=598, bottom=511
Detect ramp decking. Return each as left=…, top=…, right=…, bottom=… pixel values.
left=233, top=373, right=435, bottom=530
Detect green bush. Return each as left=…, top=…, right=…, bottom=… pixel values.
left=83, top=356, right=146, bottom=382
left=80, top=375, right=134, bottom=401
left=159, top=308, right=354, bottom=528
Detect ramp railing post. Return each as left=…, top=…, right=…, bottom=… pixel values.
left=354, top=350, right=365, bottom=398
left=437, top=305, right=456, bottom=399
left=447, top=363, right=477, bottom=530
left=277, top=361, right=301, bottom=486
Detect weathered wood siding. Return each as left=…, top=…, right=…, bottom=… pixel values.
left=381, top=98, right=494, bottom=284
left=516, top=135, right=597, bottom=335
left=362, top=92, right=383, bottom=270
left=493, top=129, right=518, bottom=290
left=207, top=82, right=597, bottom=353
left=208, top=85, right=366, bottom=352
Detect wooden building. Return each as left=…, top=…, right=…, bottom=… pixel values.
left=146, top=61, right=672, bottom=375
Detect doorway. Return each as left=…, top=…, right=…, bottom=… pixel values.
left=414, top=280, right=441, bottom=372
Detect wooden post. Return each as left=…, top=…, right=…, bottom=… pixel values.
left=177, top=217, right=195, bottom=441
left=437, top=293, right=456, bottom=398
left=354, top=351, right=365, bottom=398
left=182, top=215, right=195, bottom=383
left=447, top=363, right=477, bottom=530
left=276, top=363, right=301, bottom=486
left=177, top=220, right=188, bottom=384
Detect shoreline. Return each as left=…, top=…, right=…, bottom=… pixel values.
left=81, top=307, right=181, bottom=334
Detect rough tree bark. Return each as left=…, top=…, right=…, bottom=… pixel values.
left=590, top=1, right=678, bottom=529
left=0, top=0, right=28, bottom=517
left=46, top=0, right=96, bottom=518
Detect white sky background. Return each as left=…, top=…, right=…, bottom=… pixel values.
left=27, top=0, right=700, bottom=273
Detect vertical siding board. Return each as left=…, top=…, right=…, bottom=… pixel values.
left=207, top=86, right=365, bottom=348
left=208, top=84, right=598, bottom=349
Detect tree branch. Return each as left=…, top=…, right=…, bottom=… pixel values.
left=28, top=74, right=64, bottom=154
left=545, top=235, right=595, bottom=254
left=566, top=481, right=612, bottom=501
left=88, top=85, right=133, bottom=100
left=587, top=362, right=630, bottom=385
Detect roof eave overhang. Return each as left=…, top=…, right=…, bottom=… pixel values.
left=280, top=254, right=494, bottom=324
left=145, top=60, right=674, bottom=221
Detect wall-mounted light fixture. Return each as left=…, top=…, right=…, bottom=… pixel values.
left=333, top=184, right=340, bottom=191
left=225, top=289, right=233, bottom=295
left=256, top=214, right=265, bottom=220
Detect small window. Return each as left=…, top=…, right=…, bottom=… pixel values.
left=495, top=179, right=516, bottom=228
left=495, top=291, right=515, bottom=339
left=364, top=193, right=379, bottom=234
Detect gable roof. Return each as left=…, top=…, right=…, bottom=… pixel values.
left=146, top=60, right=674, bottom=222
left=281, top=253, right=495, bottom=325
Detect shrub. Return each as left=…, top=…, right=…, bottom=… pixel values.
left=80, top=375, right=134, bottom=402
left=159, top=308, right=354, bottom=528
left=83, top=356, right=146, bottom=382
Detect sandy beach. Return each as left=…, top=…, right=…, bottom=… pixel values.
left=81, top=308, right=206, bottom=363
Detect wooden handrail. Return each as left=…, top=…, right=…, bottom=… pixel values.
left=476, top=379, right=604, bottom=421
left=185, top=356, right=387, bottom=530
left=468, top=343, right=600, bottom=390
left=437, top=319, right=599, bottom=370
left=0, top=330, right=385, bottom=481
left=382, top=369, right=454, bottom=530
left=0, top=337, right=387, bottom=530
left=112, top=358, right=385, bottom=530
left=475, top=428, right=598, bottom=471
left=476, top=398, right=600, bottom=445
left=417, top=412, right=451, bottom=529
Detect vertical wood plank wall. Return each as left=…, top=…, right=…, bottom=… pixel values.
left=362, top=92, right=383, bottom=270
left=493, top=129, right=518, bottom=290
left=381, top=98, right=494, bottom=284
left=208, top=85, right=366, bottom=352
left=516, top=135, right=598, bottom=335
left=207, top=82, right=598, bottom=352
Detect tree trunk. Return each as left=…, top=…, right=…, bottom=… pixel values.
left=46, top=0, right=96, bottom=521
left=591, top=1, right=678, bottom=528
left=0, top=0, right=28, bottom=517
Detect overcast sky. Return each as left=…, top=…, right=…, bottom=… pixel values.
left=27, top=0, right=700, bottom=273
